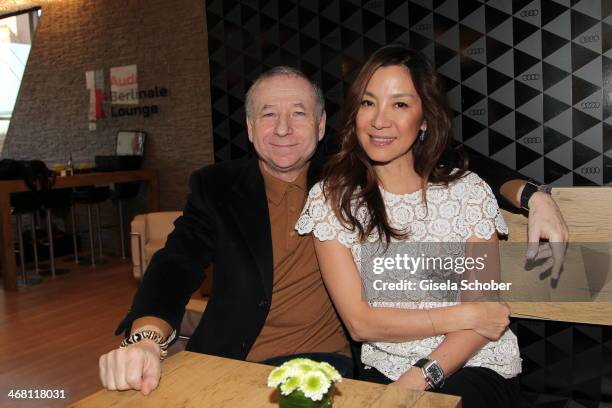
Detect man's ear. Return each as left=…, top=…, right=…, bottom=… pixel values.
left=246, top=116, right=254, bottom=143
left=317, top=110, right=327, bottom=141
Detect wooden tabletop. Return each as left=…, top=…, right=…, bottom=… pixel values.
left=70, top=352, right=461, bottom=408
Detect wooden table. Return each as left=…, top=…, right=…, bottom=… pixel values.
left=501, top=187, right=612, bottom=326
left=70, top=352, right=461, bottom=408
left=0, top=169, right=158, bottom=292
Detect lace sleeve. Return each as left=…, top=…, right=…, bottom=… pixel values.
left=295, top=182, right=355, bottom=248
left=462, top=173, right=509, bottom=240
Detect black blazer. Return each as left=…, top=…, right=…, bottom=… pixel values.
left=116, top=157, right=325, bottom=360
left=116, top=151, right=524, bottom=359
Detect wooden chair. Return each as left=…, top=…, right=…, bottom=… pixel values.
left=500, top=187, right=612, bottom=325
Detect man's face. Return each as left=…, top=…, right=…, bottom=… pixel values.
left=247, top=75, right=326, bottom=181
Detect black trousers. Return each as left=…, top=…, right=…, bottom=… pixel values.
left=358, top=365, right=523, bottom=408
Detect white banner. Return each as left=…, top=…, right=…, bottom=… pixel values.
left=110, top=64, right=138, bottom=105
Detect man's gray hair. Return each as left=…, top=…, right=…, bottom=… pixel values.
left=245, top=66, right=325, bottom=120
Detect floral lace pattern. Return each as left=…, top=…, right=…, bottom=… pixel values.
left=296, top=171, right=521, bottom=381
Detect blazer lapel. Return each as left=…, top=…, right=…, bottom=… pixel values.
left=226, top=158, right=274, bottom=299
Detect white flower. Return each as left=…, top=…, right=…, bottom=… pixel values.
left=286, top=358, right=316, bottom=374
left=465, top=205, right=483, bottom=225
left=428, top=218, right=451, bottom=237
left=468, top=184, right=487, bottom=203
left=301, top=370, right=331, bottom=401
left=410, top=221, right=427, bottom=239
left=450, top=180, right=468, bottom=199
left=310, top=183, right=323, bottom=198
left=268, top=366, right=295, bottom=388
left=279, top=375, right=301, bottom=395
left=452, top=216, right=468, bottom=238
left=483, top=197, right=498, bottom=219
left=414, top=203, right=427, bottom=220
left=314, top=223, right=336, bottom=241
left=268, top=358, right=342, bottom=402
left=427, top=188, right=448, bottom=204
left=296, top=217, right=314, bottom=234
left=439, top=201, right=460, bottom=218
left=391, top=203, right=414, bottom=225
left=309, top=202, right=326, bottom=220
left=473, top=219, right=494, bottom=239
left=317, top=362, right=342, bottom=382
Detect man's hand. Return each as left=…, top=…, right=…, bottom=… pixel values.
left=526, top=192, right=569, bottom=279
left=99, top=339, right=162, bottom=395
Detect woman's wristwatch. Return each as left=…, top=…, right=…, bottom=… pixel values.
left=413, top=358, right=445, bottom=390
left=520, top=179, right=552, bottom=211
left=120, top=329, right=176, bottom=360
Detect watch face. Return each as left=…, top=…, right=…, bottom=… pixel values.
left=426, top=363, right=444, bottom=384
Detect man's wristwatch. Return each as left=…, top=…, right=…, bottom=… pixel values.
left=520, top=179, right=552, bottom=211
left=120, top=329, right=176, bottom=360
left=413, top=358, right=445, bottom=390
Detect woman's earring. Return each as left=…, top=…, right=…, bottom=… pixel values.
left=418, top=129, right=427, bottom=141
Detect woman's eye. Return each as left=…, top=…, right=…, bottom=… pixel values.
left=360, top=100, right=373, bottom=107
left=395, top=102, right=408, bottom=108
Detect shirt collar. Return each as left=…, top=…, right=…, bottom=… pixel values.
left=259, top=161, right=310, bottom=206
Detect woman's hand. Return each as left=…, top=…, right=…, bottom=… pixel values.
left=467, top=302, right=511, bottom=341
left=393, top=368, right=429, bottom=390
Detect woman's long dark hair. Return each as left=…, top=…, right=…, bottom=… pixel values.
left=323, top=43, right=468, bottom=244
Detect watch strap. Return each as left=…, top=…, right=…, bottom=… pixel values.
left=520, top=179, right=553, bottom=211
left=413, top=358, right=429, bottom=368
left=412, top=358, right=445, bottom=390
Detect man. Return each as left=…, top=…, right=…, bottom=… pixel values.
left=99, top=66, right=568, bottom=395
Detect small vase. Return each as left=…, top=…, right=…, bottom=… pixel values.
left=278, top=389, right=333, bottom=408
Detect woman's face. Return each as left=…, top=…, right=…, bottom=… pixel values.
left=355, top=65, right=426, bottom=166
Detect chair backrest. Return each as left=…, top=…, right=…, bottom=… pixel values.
left=501, top=187, right=612, bottom=325
left=131, top=210, right=213, bottom=297
left=145, top=211, right=182, bottom=241
left=502, top=187, right=612, bottom=242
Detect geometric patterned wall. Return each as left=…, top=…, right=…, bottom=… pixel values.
left=207, top=0, right=612, bottom=186
left=510, top=320, right=612, bottom=407
left=206, top=2, right=612, bottom=405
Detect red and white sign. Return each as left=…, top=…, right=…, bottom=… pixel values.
left=110, top=64, right=138, bottom=105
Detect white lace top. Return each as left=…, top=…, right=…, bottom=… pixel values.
left=296, top=171, right=522, bottom=380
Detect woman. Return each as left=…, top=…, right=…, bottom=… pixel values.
left=296, top=44, right=522, bottom=407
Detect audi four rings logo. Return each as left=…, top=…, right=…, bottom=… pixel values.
left=469, top=109, right=485, bottom=116
left=579, top=35, right=599, bottom=43
left=581, top=167, right=601, bottom=174
left=520, top=9, right=539, bottom=17
left=522, top=74, right=540, bottom=81
left=467, top=48, right=484, bottom=55
left=414, top=23, right=432, bottom=31
left=581, top=101, right=600, bottom=109
left=523, top=137, right=541, bottom=144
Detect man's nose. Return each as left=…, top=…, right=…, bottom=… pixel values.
left=371, top=107, right=390, bottom=129
left=274, top=114, right=291, bottom=136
